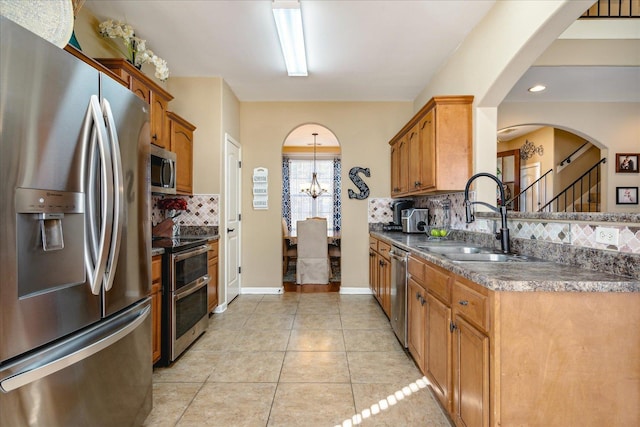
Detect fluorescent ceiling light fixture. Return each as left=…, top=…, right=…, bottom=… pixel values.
left=272, top=0, right=308, bottom=76
left=528, top=84, right=547, bottom=93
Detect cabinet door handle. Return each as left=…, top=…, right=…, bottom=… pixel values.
left=420, top=296, right=426, bottom=306
left=152, top=134, right=158, bottom=140
left=449, top=321, right=457, bottom=333
left=458, top=300, right=469, bottom=306
left=416, top=292, right=421, bottom=301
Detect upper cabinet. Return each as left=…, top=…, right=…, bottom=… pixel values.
left=167, top=111, right=196, bottom=195
left=95, top=58, right=174, bottom=149
left=390, top=95, right=473, bottom=197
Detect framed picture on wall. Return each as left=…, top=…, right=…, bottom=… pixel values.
left=616, top=187, right=638, bottom=205
left=615, top=153, right=639, bottom=173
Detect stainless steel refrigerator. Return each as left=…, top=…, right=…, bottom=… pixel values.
left=0, top=16, right=152, bottom=426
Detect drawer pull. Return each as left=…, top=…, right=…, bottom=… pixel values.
left=458, top=300, right=469, bottom=306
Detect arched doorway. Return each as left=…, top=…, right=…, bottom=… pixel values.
left=281, top=124, right=342, bottom=292
left=497, top=125, right=603, bottom=212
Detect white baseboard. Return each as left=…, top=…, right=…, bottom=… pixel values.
left=238, top=286, right=371, bottom=295
left=241, top=287, right=284, bottom=295
left=339, top=287, right=373, bottom=295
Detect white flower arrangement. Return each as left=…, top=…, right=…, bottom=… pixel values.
left=98, top=19, right=169, bottom=82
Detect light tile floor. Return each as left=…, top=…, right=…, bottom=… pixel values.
left=144, top=293, right=453, bottom=427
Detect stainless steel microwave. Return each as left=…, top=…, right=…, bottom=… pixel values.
left=150, top=145, right=177, bottom=194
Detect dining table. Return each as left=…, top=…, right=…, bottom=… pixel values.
left=286, top=230, right=341, bottom=246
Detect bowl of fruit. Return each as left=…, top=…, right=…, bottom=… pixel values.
left=427, top=226, right=451, bottom=240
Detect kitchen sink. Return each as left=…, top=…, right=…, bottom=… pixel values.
left=442, top=253, right=544, bottom=263
left=418, top=245, right=484, bottom=254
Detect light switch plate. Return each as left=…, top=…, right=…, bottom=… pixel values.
left=595, top=226, right=619, bottom=246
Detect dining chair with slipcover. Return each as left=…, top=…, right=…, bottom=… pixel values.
left=296, top=218, right=330, bottom=285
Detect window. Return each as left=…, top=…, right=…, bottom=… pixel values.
left=285, top=157, right=338, bottom=234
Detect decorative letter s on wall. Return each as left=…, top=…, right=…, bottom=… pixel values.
left=348, top=167, right=370, bottom=199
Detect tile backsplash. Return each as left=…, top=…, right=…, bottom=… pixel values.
left=152, top=194, right=219, bottom=227
left=369, top=193, right=640, bottom=255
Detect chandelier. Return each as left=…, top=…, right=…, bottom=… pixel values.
left=301, top=133, right=328, bottom=199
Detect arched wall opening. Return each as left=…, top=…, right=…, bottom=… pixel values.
left=281, top=123, right=342, bottom=289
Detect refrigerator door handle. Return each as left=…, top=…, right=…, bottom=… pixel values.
left=101, top=98, right=124, bottom=292
left=84, top=95, right=115, bottom=295
left=0, top=303, right=150, bottom=393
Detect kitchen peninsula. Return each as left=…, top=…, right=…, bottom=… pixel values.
left=370, top=229, right=638, bottom=427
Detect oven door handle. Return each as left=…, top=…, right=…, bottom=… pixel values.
left=175, top=275, right=210, bottom=300
left=172, top=245, right=209, bottom=263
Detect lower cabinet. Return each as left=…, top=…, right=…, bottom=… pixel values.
left=426, top=292, right=452, bottom=412
left=407, top=255, right=488, bottom=427
left=407, top=276, right=426, bottom=372
left=151, top=255, right=162, bottom=364
left=207, top=240, right=219, bottom=313
left=369, top=236, right=391, bottom=317
left=406, top=254, right=639, bottom=426
left=452, top=315, right=489, bottom=427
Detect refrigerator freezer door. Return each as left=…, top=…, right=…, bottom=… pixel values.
left=0, top=299, right=152, bottom=426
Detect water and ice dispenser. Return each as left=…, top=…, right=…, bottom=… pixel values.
left=15, top=188, right=85, bottom=295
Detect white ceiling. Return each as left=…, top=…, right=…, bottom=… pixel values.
left=504, top=66, right=640, bottom=103
left=84, top=0, right=496, bottom=101
left=83, top=1, right=639, bottom=106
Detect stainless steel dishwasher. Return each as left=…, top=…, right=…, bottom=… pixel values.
left=389, top=245, right=409, bottom=347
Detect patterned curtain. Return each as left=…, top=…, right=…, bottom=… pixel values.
left=333, top=157, right=342, bottom=232
left=282, top=157, right=292, bottom=231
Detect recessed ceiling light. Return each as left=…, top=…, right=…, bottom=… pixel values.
left=528, top=85, right=546, bottom=93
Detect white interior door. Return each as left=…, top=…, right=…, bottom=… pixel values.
left=520, top=163, right=541, bottom=212
left=225, top=134, right=241, bottom=303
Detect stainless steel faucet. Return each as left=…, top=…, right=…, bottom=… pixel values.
left=464, top=172, right=511, bottom=254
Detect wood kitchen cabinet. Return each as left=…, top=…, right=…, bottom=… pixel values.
left=389, top=95, right=472, bottom=196
left=207, top=240, right=219, bottom=313
left=407, top=276, right=426, bottom=372
left=404, top=252, right=639, bottom=426
left=408, top=255, right=454, bottom=413
left=95, top=58, right=174, bottom=149
left=407, top=255, right=487, bottom=426
left=368, top=236, right=391, bottom=317
left=151, top=255, right=163, bottom=364
left=167, top=111, right=196, bottom=195
left=390, top=134, right=409, bottom=196
left=451, top=276, right=490, bottom=427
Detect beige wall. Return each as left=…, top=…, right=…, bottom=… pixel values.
left=553, top=129, right=600, bottom=195
left=167, top=78, right=223, bottom=194
left=500, top=127, right=555, bottom=206
left=240, top=102, right=412, bottom=289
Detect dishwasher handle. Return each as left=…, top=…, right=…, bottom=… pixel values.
left=389, top=249, right=408, bottom=262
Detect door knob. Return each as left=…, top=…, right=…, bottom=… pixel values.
left=227, top=228, right=235, bottom=233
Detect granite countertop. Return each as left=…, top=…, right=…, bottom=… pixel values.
left=371, top=231, right=639, bottom=293
left=151, top=247, right=165, bottom=256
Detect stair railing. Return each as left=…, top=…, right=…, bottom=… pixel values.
left=539, top=158, right=607, bottom=213
left=559, top=142, right=589, bottom=166
left=505, top=168, right=553, bottom=212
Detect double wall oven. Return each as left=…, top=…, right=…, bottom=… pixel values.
left=153, top=237, right=210, bottom=365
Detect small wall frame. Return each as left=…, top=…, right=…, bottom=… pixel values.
left=615, top=186, right=638, bottom=205
left=615, top=153, right=639, bottom=173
